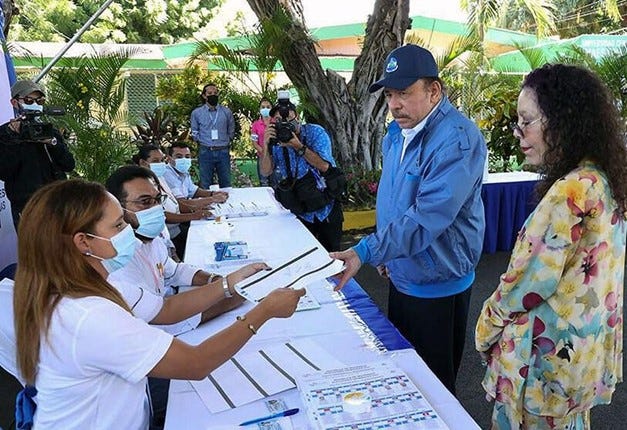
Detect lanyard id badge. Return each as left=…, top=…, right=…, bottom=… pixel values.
left=209, top=109, right=219, bottom=140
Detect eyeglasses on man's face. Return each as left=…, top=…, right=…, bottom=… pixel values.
left=510, top=117, right=542, bottom=138
left=123, top=193, right=167, bottom=208
left=19, top=96, right=46, bottom=105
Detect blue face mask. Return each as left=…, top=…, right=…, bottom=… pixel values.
left=174, top=158, right=192, bottom=174
left=149, top=162, right=167, bottom=177
left=20, top=102, right=44, bottom=113
left=86, top=225, right=138, bottom=273
left=128, top=204, right=166, bottom=239
left=260, top=107, right=271, bottom=117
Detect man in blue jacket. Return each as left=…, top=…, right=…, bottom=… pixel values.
left=332, top=44, right=486, bottom=395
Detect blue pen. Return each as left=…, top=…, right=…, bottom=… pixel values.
left=239, top=408, right=299, bottom=426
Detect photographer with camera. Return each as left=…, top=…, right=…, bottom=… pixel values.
left=260, top=92, right=343, bottom=251
left=0, top=80, right=75, bottom=227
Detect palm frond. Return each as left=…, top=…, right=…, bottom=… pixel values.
left=519, top=0, right=557, bottom=37
left=437, top=33, right=484, bottom=71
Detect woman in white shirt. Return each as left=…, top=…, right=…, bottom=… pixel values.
left=13, top=179, right=304, bottom=429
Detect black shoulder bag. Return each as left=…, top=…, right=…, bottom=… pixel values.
left=274, top=136, right=331, bottom=214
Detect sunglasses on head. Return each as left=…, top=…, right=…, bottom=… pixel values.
left=18, top=96, right=46, bottom=105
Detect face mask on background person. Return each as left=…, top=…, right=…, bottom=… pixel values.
left=126, top=205, right=166, bottom=239
left=21, top=102, right=44, bottom=113
left=149, top=162, right=167, bottom=177
left=206, top=94, right=219, bottom=106
left=260, top=107, right=271, bottom=118
left=86, top=225, right=138, bottom=273
left=174, top=158, right=192, bottom=174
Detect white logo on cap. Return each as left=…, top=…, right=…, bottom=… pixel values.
left=386, top=57, right=398, bottom=73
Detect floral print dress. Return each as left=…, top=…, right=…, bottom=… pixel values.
left=475, top=161, right=625, bottom=429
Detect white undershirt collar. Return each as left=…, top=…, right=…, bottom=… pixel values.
left=400, top=98, right=442, bottom=163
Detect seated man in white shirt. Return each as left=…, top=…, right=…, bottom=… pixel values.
left=105, top=165, right=241, bottom=331
left=162, top=142, right=229, bottom=213
left=105, top=165, right=241, bottom=430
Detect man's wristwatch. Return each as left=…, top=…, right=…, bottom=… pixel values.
left=296, top=145, right=307, bottom=156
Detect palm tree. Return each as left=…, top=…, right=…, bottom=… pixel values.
left=545, top=0, right=623, bottom=38
left=189, top=21, right=280, bottom=96
left=462, top=0, right=624, bottom=40
left=46, top=48, right=137, bottom=182
left=461, top=0, right=557, bottom=40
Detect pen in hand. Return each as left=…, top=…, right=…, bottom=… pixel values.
left=239, top=408, right=299, bottom=426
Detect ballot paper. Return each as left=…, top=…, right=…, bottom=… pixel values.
left=210, top=201, right=275, bottom=219
left=234, top=247, right=344, bottom=303
left=190, top=338, right=344, bottom=413
left=298, top=361, right=450, bottom=430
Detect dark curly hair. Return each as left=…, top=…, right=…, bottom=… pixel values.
left=523, top=63, right=627, bottom=214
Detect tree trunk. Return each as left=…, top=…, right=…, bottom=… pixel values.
left=245, top=0, right=409, bottom=170
left=2, top=0, right=15, bottom=38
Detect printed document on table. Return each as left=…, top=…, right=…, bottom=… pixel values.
left=190, top=338, right=344, bottom=413
left=298, top=361, right=450, bottom=430
left=234, top=246, right=344, bottom=303
left=211, top=189, right=282, bottom=218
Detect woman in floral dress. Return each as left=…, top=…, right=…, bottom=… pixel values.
left=475, top=64, right=627, bottom=429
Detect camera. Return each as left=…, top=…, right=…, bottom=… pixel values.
left=270, top=90, right=296, bottom=146
left=19, top=107, right=65, bottom=141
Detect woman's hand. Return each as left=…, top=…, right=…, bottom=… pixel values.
left=258, top=287, right=306, bottom=318
left=479, top=351, right=491, bottom=366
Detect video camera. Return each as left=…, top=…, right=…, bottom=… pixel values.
left=19, top=107, right=65, bottom=141
left=270, top=90, right=296, bottom=146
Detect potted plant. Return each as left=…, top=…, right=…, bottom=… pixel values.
left=342, top=167, right=381, bottom=231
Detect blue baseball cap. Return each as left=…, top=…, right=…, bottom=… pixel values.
left=369, top=44, right=439, bottom=93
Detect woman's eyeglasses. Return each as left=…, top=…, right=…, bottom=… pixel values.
left=18, top=96, right=46, bottom=105
left=510, top=117, right=542, bottom=138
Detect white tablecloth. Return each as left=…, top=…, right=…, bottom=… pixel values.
left=165, top=187, right=480, bottom=429
left=483, top=171, right=540, bottom=184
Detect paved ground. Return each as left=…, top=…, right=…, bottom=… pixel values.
left=1, top=231, right=626, bottom=429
